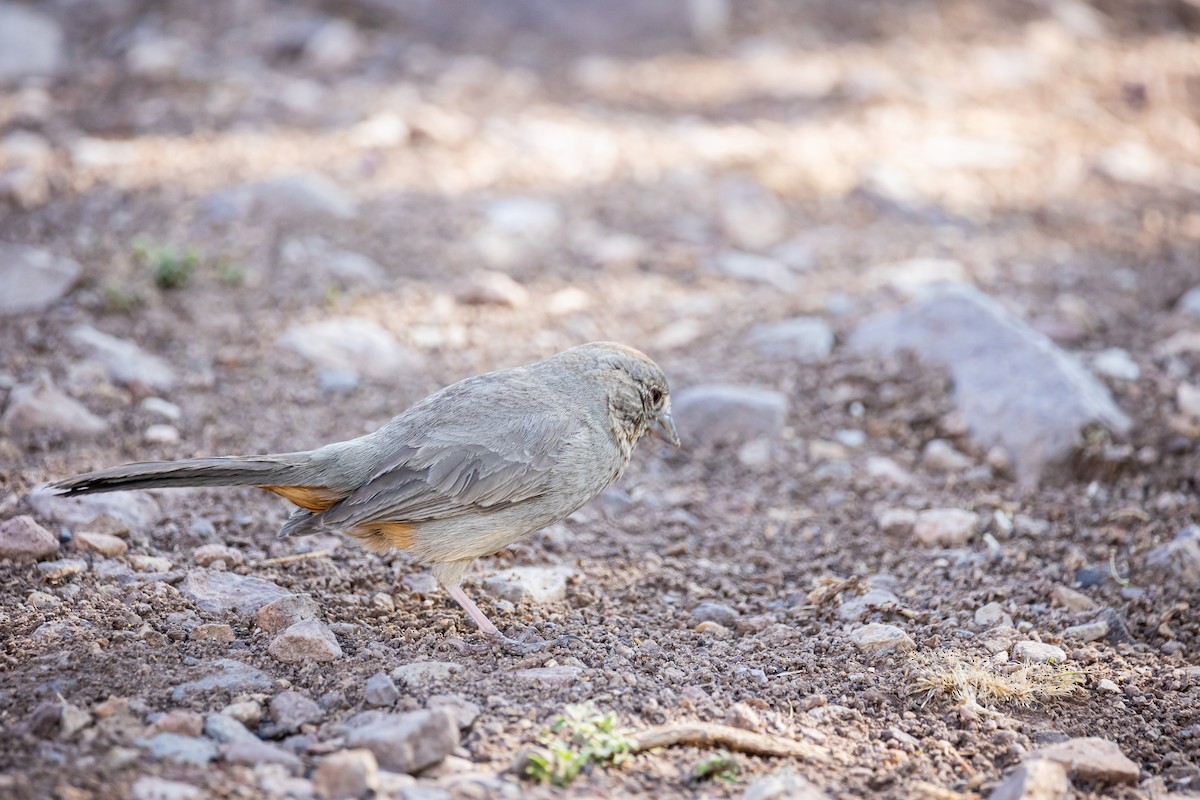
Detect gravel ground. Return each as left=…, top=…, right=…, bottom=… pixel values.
left=2, top=1, right=1200, bottom=798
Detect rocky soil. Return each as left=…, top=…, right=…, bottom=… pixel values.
left=2, top=1, right=1200, bottom=798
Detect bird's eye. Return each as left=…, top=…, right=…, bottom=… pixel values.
left=650, top=387, right=664, bottom=406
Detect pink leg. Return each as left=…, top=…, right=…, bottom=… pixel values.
left=445, top=583, right=501, bottom=638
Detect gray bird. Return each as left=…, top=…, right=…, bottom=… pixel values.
left=50, top=342, right=679, bottom=651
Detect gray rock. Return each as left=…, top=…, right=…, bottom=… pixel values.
left=1146, top=525, right=1200, bottom=584
left=974, top=602, right=1013, bottom=629
left=180, top=569, right=290, bottom=616
left=279, top=317, right=420, bottom=383
left=743, top=770, right=831, bottom=800
left=673, top=384, right=788, bottom=446
left=457, top=270, right=529, bottom=308
left=222, top=738, right=304, bottom=771
left=344, top=709, right=459, bottom=774
left=874, top=257, right=968, bottom=296
left=27, top=484, right=160, bottom=534
left=242, top=173, right=358, bottom=222
left=482, top=566, right=573, bottom=604
left=37, top=558, right=87, bottom=582
left=268, top=619, right=343, bottom=663
left=269, top=691, right=324, bottom=733
left=140, top=397, right=181, bottom=421
left=0, top=4, right=63, bottom=80
left=203, top=713, right=256, bottom=744
left=313, top=749, right=380, bottom=799
left=144, top=424, right=180, bottom=444
left=877, top=508, right=917, bottom=535
left=1062, top=619, right=1108, bottom=642
left=131, top=777, right=204, bottom=800
left=256, top=593, right=321, bottom=634
left=849, top=623, right=915, bottom=654
left=510, top=666, right=582, bottom=687
left=1012, top=641, right=1067, bottom=663
left=849, top=285, right=1130, bottom=483
left=1031, top=737, right=1139, bottom=784
left=0, top=243, right=79, bottom=315
left=304, top=18, right=363, bottom=71
left=364, top=673, right=400, bottom=707
left=126, top=36, right=191, bottom=80
left=0, top=515, right=59, bottom=562
left=171, top=659, right=273, bottom=702
left=712, top=250, right=796, bottom=291
left=1049, top=585, right=1096, bottom=612
left=922, top=439, right=973, bottom=472
left=747, top=317, right=834, bottom=362
left=280, top=237, right=386, bottom=291
left=391, top=662, right=462, bottom=688
left=837, top=588, right=900, bottom=621
left=1090, top=348, right=1140, bottom=381
left=913, top=508, right=977, bottom=547
left=1178, top=285, right=1200, bottom=317
left=192, top=543, right=244, bottom=568
left=219, top=701, right=262, bottom=728
left=69, top=325, right=177, bottom=391
left=427, top=695, right=480, bottom=730
left=2, top=375, right=106, bottom=437
left=140, top=733, right=218, bottom=765
left=690, top=601, right=739, bottom=627
left=75, top=531, right=128, bottom=557
left=988, top=758, right=1069, bottom=800
left=471, top=197, right=562, bottom=270
left=718, top=176, right=787, bottom=251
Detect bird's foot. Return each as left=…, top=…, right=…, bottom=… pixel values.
left=490, top=629, right=581, bottom=655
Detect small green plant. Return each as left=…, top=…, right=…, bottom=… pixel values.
left=689, top=752, right=740, bottom=785
left=104, top=280, right=145, bottom=312
left=133, top=236, right=199, bottom=290
left=524, top=702, right=634, bottom=787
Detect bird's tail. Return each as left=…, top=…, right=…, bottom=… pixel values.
left=50, top=454, right=312, bottom=496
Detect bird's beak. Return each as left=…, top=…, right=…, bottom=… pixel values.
left=651, top=406, right=681, bottom=447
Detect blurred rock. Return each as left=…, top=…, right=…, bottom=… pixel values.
left=988, top=758, right=1068, bottom=800
left=280, top=238, right=386, bottom=292
left=190, top=623, right=234, bottom=643
left=1146, top=525, right=1200, bottom=584
left=150, top=711, right=204, bottom=738
left=482, top=566, right=572, bottom=604
left=877, top=508, right=916, bottom=536
left=873, top=257, right=968, bottom=296
left=192, top=544, right=244, bottom=568
left=1178, top=383, right=1200, bottom=419
left=38, top=558, right=86, bottom=582
left=69, top=326, right=178, bottom=391
left=126, top=37, right=191, bottom=80
left=344, top=709, right=459, bottom=774
left=457, top=270, right=529, bottom=308
left=691, top=601, right=739, bottom=627
left=222, top=738, right=302, bottom=770
left=975, top=602, right=1013, bottom=629
left=712, top=250, right=797, bottom=292
left=279, top=317, right=420, bottom=383
left=218, top=173, right=358, bottom=224
left=391, top=662, right=462, bottom=688
left=1031, top=737, right=1139, bottom=784
left=203, top=713, right=256, bottom=744
left=2, top=374, right=106, bottom=437
left=743, top=770, right=831, bottom=800
left=139, top=397, right=182, bottom=420
left=1012, top=641, right=1067, bottom=663
left=1050, top=585, right=1096, bottom=612
left=747, top=317, right=834, bottom=361
left=180, top=569, right=290, bottom=616
left=914, top=509, right=977, bottom=547
left=171, top=659, right=273, bottom=702
left=427, top=695, right=480, bottom=730
left=836, top=588, right=899, bottom=621
left=0, top=243, right=80, bottom=315
left=304, top=18, right=363, bottom=71
left=257, top=594, right=321, bottom=634
left=0, top=4, right=62, bottom=80
left=1096, top=142, right=1164, bottom=186
left=718, top=176, right=787, bottom=251
left=472, top=196, right=562, bottom=269
left=144, top=424, right=180, bottom=445
left=221, top=701, right=262, bottom=728
left=313, top=749, right=380, bottom=799
left=268, top=619, right=343, bottom=663
left=75, top=531, right=127, bottom=557
left=131, top=777, right=203, bottom=800
left=1090, top=348, right=1139, bottom=382
left=850, top=285, right=1130, bottom=483
left=269, top=691, right=324, bottom=734
left=141, top=733, right=218, bottom=765
left=1062, top=619, right=1108, bottom=642
left=1178, top=286, right=1200, bottom=317
left=0, top=516, right=59, bottom=562
left=511, top=666, right=582, bottom=687
left=849, top=623, right=915, bottom=654
left=921, top=439, right=973, bottom=472
left=364, top=673, right=400, bottom=707
left=673, top=384, right=788, bottom=446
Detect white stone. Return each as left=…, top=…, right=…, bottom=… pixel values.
left=0, top=242, right=80, bottom=315
left=0, top=4, right=63, bottom=80
left=1090, top=348, right=1139, bottom=381
left=305, top=18, right=363, bottom=71
left=344, top=709, right=459, bottom=774
left=712, top=250, right=796, bottom=291
left=482, top=566, right=573, bottom=604
left=747, top=317, right=834, bottom=361
left=75, top=531, right=127, bottom=557
left=69, top=325, right=177, bottom=391
left=975, top=602, right=1013, bottom=629
left=1011, top=641, right=1067, bottom=663
left=390, top=662, right=462, bottom=687
left=2, top=374, right=106, bottom=437
left=922, top=439, right=973, bottom=472
left=144, top=424, right=180, bottom=445
left=0, top=515, right=59, bottom=562
left=914, top=509, right=978, bottom=547
left=849, top=623, right=915, bottom=654
left=988, top=758, right=1068, bottom=800
left=1031, top=737, right=1139, bottom=784
left=268, top=619, right=343, bottom=663
left=718, top=176, right=787, bottom=251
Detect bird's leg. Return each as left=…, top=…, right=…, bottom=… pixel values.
left=443, top=582, right=578, bottom=655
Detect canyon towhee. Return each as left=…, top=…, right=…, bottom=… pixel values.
left=51, top=342, right=679, bottom=650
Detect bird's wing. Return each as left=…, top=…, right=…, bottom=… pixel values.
left=309, top=384, right=577, bottom=532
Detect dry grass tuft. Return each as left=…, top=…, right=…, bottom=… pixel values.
left=909, top=654, right=1086, bottom=708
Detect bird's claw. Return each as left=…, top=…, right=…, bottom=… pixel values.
left=492, top=630, right=581, bottom=655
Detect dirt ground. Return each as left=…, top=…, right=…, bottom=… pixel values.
left=2, top=0, right=1200, bottom=798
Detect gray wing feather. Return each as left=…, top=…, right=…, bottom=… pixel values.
left=306, top=404, right=573, bottom=533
